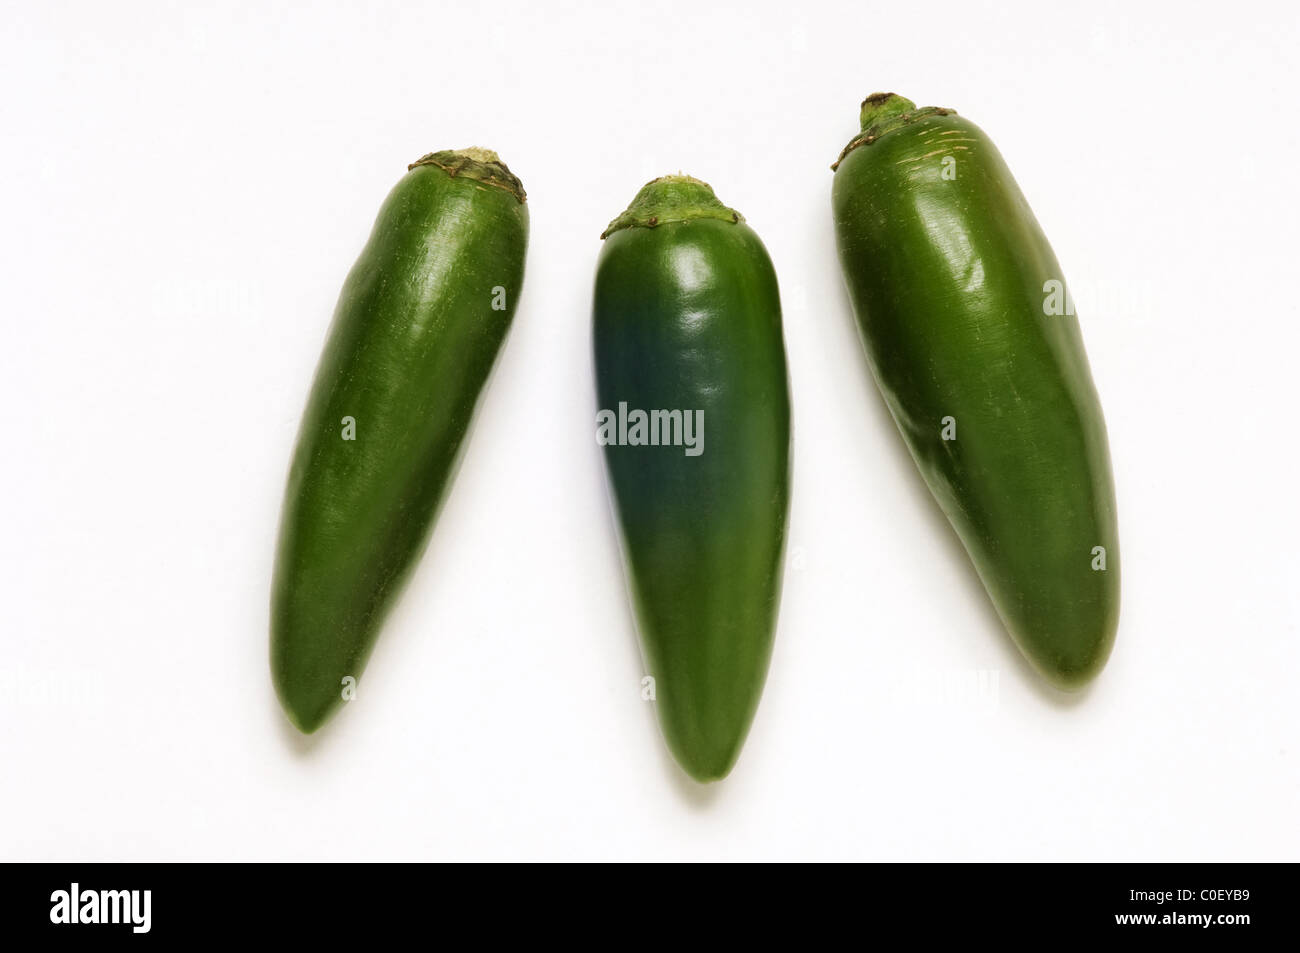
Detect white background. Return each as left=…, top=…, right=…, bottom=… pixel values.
left=2, top=0, right=1296, bottom=861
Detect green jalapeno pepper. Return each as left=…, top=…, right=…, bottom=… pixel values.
left=594, top=176, right=792, bottom=780
left=272, top=148, right=528, bottom=732
left=832, top=94, right=1119, bottom=689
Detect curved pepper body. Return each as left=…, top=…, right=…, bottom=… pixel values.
left=832, top=95, right=1119, bottom=689
left=594, top=177, right=791, bottom=780
left=272, top=150, right=528, bottom=732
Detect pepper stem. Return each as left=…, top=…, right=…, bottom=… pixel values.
left=832, top=94, right=956, bottom=170
left=407, top=147, right=527, bottom=203
left=601, top=174, right=743, bottom=239
left=859, top=92, right=917, bottom=131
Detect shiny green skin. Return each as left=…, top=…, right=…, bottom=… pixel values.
left=594, top=196, right=791, bottom=781
left=832, top=103, right=1119, bottom=689
left=272, top=159, right=528, bottom=733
